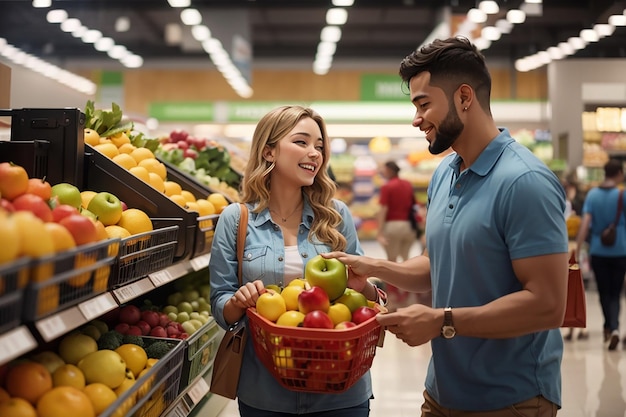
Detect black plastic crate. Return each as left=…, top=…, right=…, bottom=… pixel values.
left=0, top=257, right=30, bottom=333
left=23, top=239, right=119, bottom=321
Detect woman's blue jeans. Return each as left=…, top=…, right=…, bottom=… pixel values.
left=237, top=399, right=370, bottom=417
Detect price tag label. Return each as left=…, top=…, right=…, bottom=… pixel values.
left=113, top=278, right=155, bottom=303
left=149, top=269, right=173, bottom=287
left=190, top=253, right=211, bottom=271
left=0, top=326, right=37, bottom=365
left=35, top=307, right=85, bottom=342
left=166, top=401, right=189, bottom=417
left=187, top=377, right=210, bottom=405
left=79, top=293, right=117, bottom=321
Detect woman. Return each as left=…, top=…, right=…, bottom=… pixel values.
left=209, top=105, right=382, bottom=416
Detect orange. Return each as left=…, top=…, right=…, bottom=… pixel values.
left=0, top=397, right=37, bottom=417
left=5, top=361, right=53, bottom=404
left=113, top=376, right=136, bottom=398
left=111, top=153, right=137, bottom=170
left=105, top=225, right=131, bottom=239
left=145, top=358, right=158, bottom=368
left=163, top=181, right=182, bottom=197
left=148, top=172, right=165, bottom=193
left=208, top=193, right=229, bottom=214
left=138, top=158, right=167, bottom=180
left=195, top=198, right=216, bottom=216
left=84, top=129, right=101, bottom=146
left=52, top=364, right=86, bottom=389
left=37, top=386, right=95, bottom=417
left=129, top=166, right=150, bottom=182
left=117, top=209, right=153, bottom=235
left=94, top=142, right=120, bottom=159
left=12, top=211, right=55, bottom=257
left=181, top=190, right=196, bottom=203
left=67, top=251, right=97, bottom=288
left=115, top=344, right=148, bottom=378
left=0, top=212, right=20, bottom=264
left=109, top=132, right=131, bottom=148
left=0, top=162, right=29, bottom=201
left=80, top=191, right=97, bottom=210
left=169, top=194, right=187, bottom=207
left=93, top=219, right=109, bottom=241
left=26, top=177, right=52, bottom=200
left=37, top=284, right=60, bottom=316
left=83, top=383, right=117, bottom=414
left=118, top=143, right=136, bottom=155
left=44, top=222, right=77, bottom=252
left=129, top=147, right=155, bottom=164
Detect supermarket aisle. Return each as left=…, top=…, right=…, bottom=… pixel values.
left=217, top=240, right=626, bottom=417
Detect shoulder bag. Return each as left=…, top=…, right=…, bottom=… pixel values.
left=561, top=251, right=587, bottom=328
left=209, top=203, right=248, bottom=399
left=600, top=189, right=623, bottom=246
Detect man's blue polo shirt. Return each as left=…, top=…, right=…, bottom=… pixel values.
left=424, top=128, right=569, bottom=411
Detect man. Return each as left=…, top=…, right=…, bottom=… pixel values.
left=324, top=37, right=569, bottom=415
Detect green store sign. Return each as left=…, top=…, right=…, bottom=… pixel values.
left=360, top=74, right=406, bottom=101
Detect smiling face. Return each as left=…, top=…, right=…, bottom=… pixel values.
left=264, top=116, right=324, bottom=187
left=409, top=72, right=464, bottom=155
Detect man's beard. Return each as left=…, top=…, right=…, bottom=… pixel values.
left=429, top=106, right=464, bottom=155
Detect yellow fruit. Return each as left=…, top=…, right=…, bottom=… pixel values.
left=163, top=181, right=182, bottom=197
left=93, top=219, right=109, bottom=241
left=114, top=376, right=135, bottom=397
left=117, top=209, right=153, bottom=235
left=99, top=137, right=113, bottom=145
left=58, top=333, right=98, bottom=365
left=52, top=364, right=86, bottom=389
left=0, top=397, right=37, bottom=417
left=105, top=225, right=131, bottom=239
left=145, top=358, right=158, bottom=368
left=130, top=147, right=155, bottom=164
left=148, top=172, right=165, bottom=193
left=12, top=211, right=55, bottom=257
left=83, top=383, right=117, bottom=414
left=138, top=158, right=167, bottom=181
left=280, top=285, right=304, bottom=311
left=129, top=166, right=150, bottom=182
left=0, top=212, right=20, bottom=263
left=109, top=132, right=131, bottom=148
left=84, top=129, right=101, bottom=147
left=31, top=351, right=65, bottom=374
left=78, top=350, right=127, bottom=389
left=111, top=153, right=137, bottom=170
left=68, top=251, right=96, bottom=288
left=115, top=344, right=148, bottom=378
left=327, top=302, right=352, bottom=326
left=80, top=191, right=97, bottom=209
left=94, top=142, right=120, bottom=159
left=5, top=361, right=53, bottom=404
left=195, top=198, right=216, bottom=216
left=185, top=201, right=200, bottom=213
left=181, top=190, right=196, bottom=203
left=37, top=386, right=95, bottom=417
left=37, top=284, right=60, bottom=316
left=169, top=194, right=187, bottom=207
left=207, top=193, right=229, bottom=214
left=118, top=143, right=137, bottom=154
left=44, top=222, right=77, bottom=252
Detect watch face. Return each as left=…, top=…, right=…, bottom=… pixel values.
left=442, top=326, right=456, bottom=339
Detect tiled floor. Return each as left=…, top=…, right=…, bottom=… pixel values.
left=217, top=240, right=626, bottom=417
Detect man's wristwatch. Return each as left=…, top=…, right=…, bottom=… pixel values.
left=441, top=307, right=456, bottom=339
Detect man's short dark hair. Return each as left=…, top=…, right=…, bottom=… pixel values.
left=605, top=158, right=623, bottom=178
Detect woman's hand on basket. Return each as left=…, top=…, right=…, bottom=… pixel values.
left=322, top=251, right=370, bottom=292
left=376, top=304, right=440, bottom=347
left=230, top=280, right=266, bottom=309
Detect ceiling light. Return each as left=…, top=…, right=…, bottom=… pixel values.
left=547, top=46, right=564, bottom=60
left=506, top=9, right=526, bottom=24
left=536, top=51, right=551, bottom=64
left=192, top=25, right=211, bottom=41
left=180, top=8, right=202, bottom=26
left=481, top=26, right=501, bottom=41
left=467, top=8, right=487, bottom=23
left=593, top=23, right=615, bottom=38
left=115, top=16, right=130, bottom=32
left=46, top=9, right=68, bottom=23
left=167, top=0, right=190, bottom=7
left=580, top=29, right=599, bottom=42
left=557, top=42, right=575, bottom=55
left=524, top=0, right=542, bottom=3
left=478, top=1, right=499, bottom=15
left=94, top=37, right=114, bottom=52
left=60, top=18, right=81, bottom=33
left=473, top=37, right=492, bottom=50
left=121, top=54, right=143, bottom=68
left=107, top=45, right=128, bottom=59
left=332, top=0, right=354, bottom=6
left=567, top=37, right=586, bottom=50
left=81, top=29, right=102, bottom=43
left=320, top=26, right=342, bottom=43
left=165, top=23, right=182, bottom=45
left=71, top=25, right=87, bottom=38
left=495, top=19, right=513, bottom=34
left=317, top=41, right=337, bottom=56
left=326, top=8, right=348, bottom=25
left=32, top=0, right=51, bottom=7
left=608, top=14, right=626, bottom=26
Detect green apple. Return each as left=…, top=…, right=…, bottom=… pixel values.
left=304, top=255, right=347, bottom=301
left=335, top=288, right=368, bottom=313
left=177, top=301, right=193, bottom=314
left=51, top=182, right=82, bottom=209
left=162, top=305, right=178, bottom=315
left=87, top=191, right=123, bottom=226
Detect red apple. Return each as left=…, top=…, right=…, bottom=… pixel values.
left=302, top=310, right=334, bottom=329
left=158, top=313, right=171, bottom=327
left=114, top=322, right=130, bottom=335
left=166, top=325, right=180, bottom=337
left=0, top=198, right=14, bottom=212
left=135, top=320, right=151, bottom=335
left=351, top=306, right=378, bottom=325
left=118, top=305, right=141, bottom=325
left=26, top=177, right=52, bottom=201
left=179, top=332, right=189, bottom=340
left=334, top=321, right=357, bottom=330
left=127, top=325, right=143, bottom=336
left=149, top=326, right=167, bottom=337
left=141, top=310, right=160, bottom=328
left=58, top=213, right=98, bottom=246
left=12, top=193, right=53, bottom=222
left=183, top=148, right=198, bottom=159
left=176, top=140, right=189, bottom=151
left=51, top=204, right=80, bottom=223
left=298, top=286, right=330, bottom=314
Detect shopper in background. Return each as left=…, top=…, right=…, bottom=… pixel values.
left=575, top=158, right=626, bottom=350
left=324, top=36, right=569, bottom=415
left=376, top=160, right=417, bottom=306
left=209, top=105, right=381, bottom=416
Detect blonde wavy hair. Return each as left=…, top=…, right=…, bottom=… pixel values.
left=240, top=105, right=347, bottom=251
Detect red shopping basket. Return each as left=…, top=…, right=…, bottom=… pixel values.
left=246, top=307, right=385, bottom=394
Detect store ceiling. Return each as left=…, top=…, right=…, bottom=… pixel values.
left=1, top=0, right=625, bottom=69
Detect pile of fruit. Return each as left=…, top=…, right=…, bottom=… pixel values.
left=84, top=101, right=233, bottom=214
left=0, top=319, right=175, bottom=417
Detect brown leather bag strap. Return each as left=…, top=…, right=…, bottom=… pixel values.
left=237, top=203, right=248, bottom=286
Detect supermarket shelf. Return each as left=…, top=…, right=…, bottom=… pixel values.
left=0, top=326, right=38, bottom=365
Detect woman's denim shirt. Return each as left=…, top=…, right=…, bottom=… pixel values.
left=209, top=198, right=372, bottom=413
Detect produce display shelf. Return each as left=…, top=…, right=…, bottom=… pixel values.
left=0, top=257, right=30, bottom=333
left=179, top=318, right=221, bottom=394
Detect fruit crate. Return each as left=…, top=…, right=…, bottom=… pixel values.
left=84, top=146, right=200, bottom=262
left=109, top=225, right=179, bottom=288
left=0, top=257, right=30, bottom=333
left=179, top=317, right=222, bottom=393
left=22, top=238, right=120, bottom=321
left=247, top=308, right=385, bottom=394
left=100, top=336, right=185, bottom=417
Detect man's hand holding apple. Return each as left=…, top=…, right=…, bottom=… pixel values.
left=321, top=252, right=372, bottom=293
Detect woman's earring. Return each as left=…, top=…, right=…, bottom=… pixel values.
left=463, top=107, right=468, bottom=111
